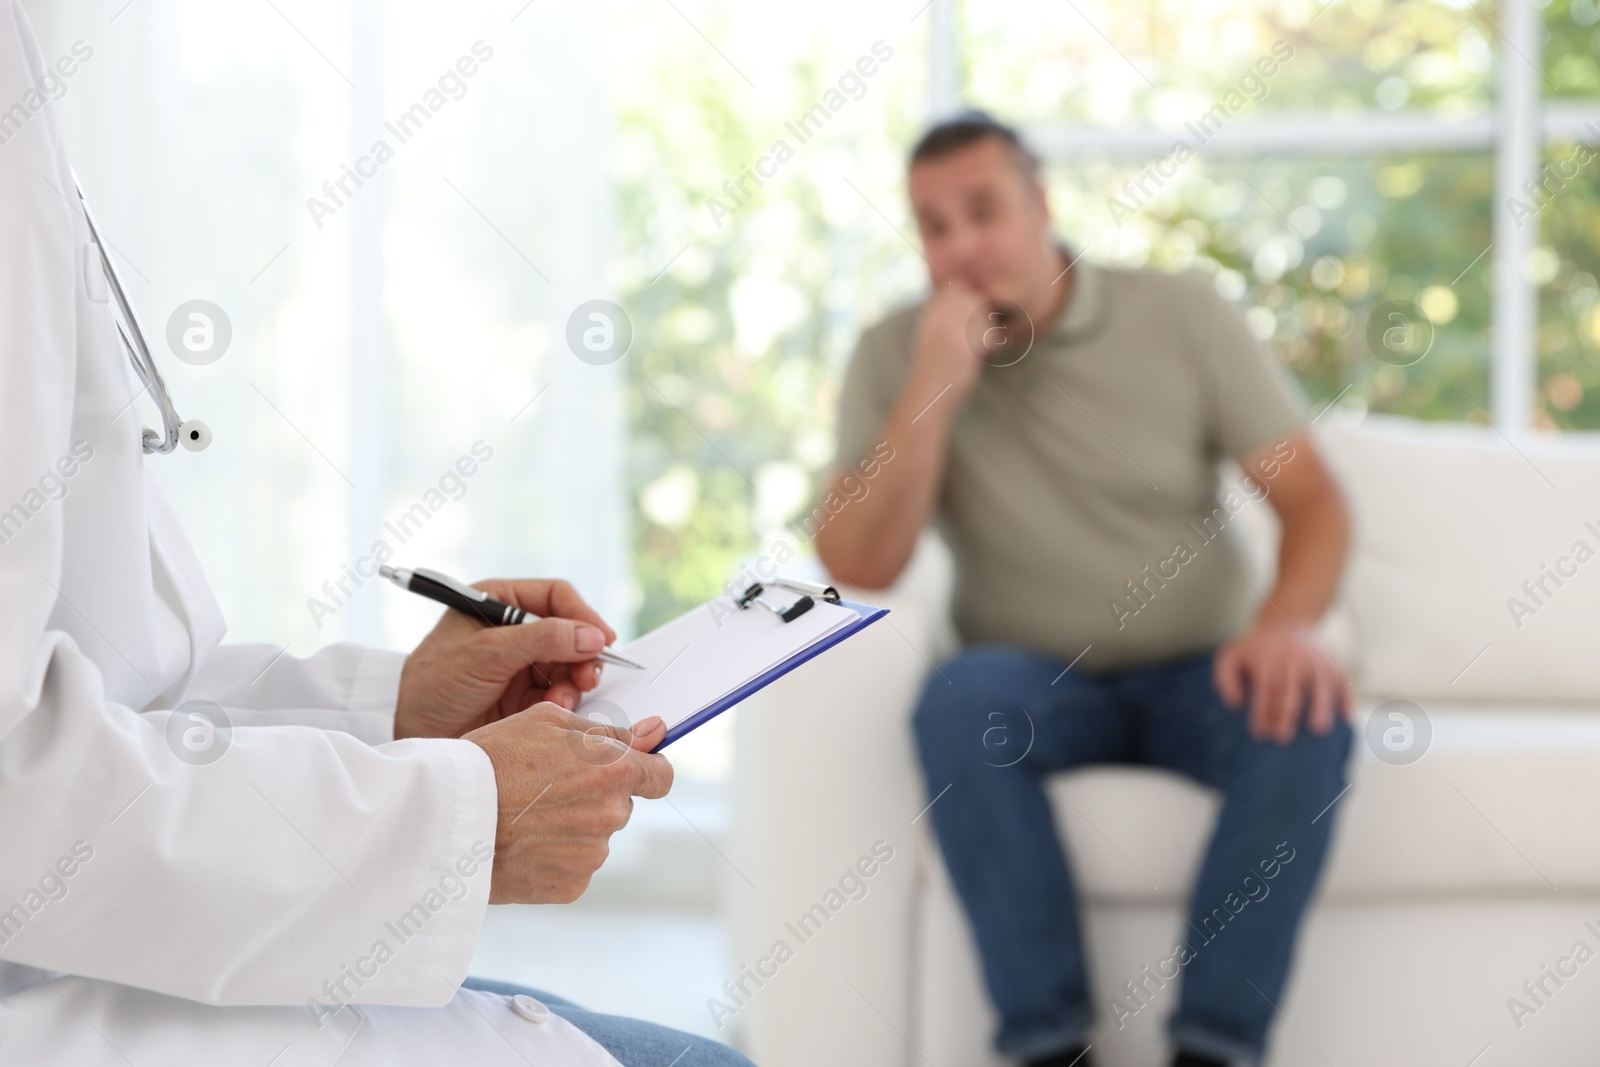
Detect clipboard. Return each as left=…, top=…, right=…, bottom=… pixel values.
left=576, top=578, right=888, bottom=750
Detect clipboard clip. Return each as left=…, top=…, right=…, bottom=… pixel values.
left=735, top=577, right=841, bottom=623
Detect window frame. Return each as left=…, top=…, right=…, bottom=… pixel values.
left=930, top=0, right=1600, bottom=436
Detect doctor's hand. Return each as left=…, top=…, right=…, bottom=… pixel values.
left=466, top=702, right=672, bottom=904
left=395, top=579, right=618, bottom=740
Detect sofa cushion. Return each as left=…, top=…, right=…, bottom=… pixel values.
left=913, top=700, right=1600, bottom=902
left=1316, top=414, right=1600, bottom=702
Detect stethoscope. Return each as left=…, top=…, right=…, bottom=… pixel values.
left=74, top=176, right=211, bottom=454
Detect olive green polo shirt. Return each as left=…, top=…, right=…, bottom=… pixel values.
left=833, top=260, right=1306, bottom=672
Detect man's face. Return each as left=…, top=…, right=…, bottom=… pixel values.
left=908, top=136, right=1053, bottom=306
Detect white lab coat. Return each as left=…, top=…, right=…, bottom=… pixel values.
left=0, top=4, right=620, bottom=1064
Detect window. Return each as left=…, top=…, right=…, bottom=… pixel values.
left=611, top=7, right=930, bottom=633
left=1044, top=152, right=1494, bottom=420
left=1539, top=0, right=1600, bottom=427
left=36, top=1, right=633, bottom=655
left=955, top=0, right=1600, bottom=434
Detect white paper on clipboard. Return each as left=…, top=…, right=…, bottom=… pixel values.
left=576, top=596, right=860, bottom=732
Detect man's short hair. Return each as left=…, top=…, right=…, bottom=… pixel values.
left=908, top=109, right=1042, bottom=184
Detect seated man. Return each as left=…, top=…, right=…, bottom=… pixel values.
left=814, top=112, right=1353, bottom=1067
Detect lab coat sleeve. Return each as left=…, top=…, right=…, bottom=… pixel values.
left=184, top=643, right=405, bottom=745
left=2, top=645, right=501, bottom=1008
left=0, top=0, right=499, bottom=1009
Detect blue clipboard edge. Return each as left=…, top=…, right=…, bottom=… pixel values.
left=653, top=599, right=890, bottom=751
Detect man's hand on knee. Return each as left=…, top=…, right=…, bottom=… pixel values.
left=1213, top=623, right=1352, bottom=744
left=466, top=702, right=672, bottom=903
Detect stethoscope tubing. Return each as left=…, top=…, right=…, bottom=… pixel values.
left=73, top=173, right=185, bottom=455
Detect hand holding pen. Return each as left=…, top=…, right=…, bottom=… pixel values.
left=387, top=568, right=646, bottom=740
left=383, top=567, right=643, bottom=669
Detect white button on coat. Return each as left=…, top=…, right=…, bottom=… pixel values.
left=0, top=3, right=622, bottom=1064
left=513, top=994, right=553, bottom=1023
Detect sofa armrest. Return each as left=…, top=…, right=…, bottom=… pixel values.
left=727, top=534, right=953, bottom=1066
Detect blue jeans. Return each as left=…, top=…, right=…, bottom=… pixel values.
left=912, top=646, right=1351, bottom=1066
left=460, top=977, right=756, bottom=1066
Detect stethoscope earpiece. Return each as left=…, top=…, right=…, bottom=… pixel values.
left=178, top=420, right=212, bottom=452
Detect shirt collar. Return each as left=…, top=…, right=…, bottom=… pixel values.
left=1047, top=247, right=1110, bottom=343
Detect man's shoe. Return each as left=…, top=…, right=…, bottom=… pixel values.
left=1171, top=1052, right=1229, bottom=1067
left=1025, top=1047, right=1092, bottom=1067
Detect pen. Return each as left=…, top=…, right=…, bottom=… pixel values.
left=378, top=565, right=645, bottom=670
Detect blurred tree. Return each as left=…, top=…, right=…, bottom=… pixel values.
left=610, top=11, right=925, bottom=629
left=1539, top=0, right=1600, bottom=430
left=1535, top=142, right=1600, bottom=430
left=1050, top=152, right=1493, bottom=422
left=1546, top=0, right=1600, bottom=99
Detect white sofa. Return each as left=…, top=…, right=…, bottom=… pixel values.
left=727, top=414, right=1600, bottom=1066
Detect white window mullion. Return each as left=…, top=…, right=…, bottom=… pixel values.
left=1028, top=111, right=1494, bottom=158
left=927, top=0, right=960, bottom=119
left=345, top=0, right=390, bottom=644
left=1492, top=0, right=1542, bottom=436
left=1544, top=101, right=1600, bottom=139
